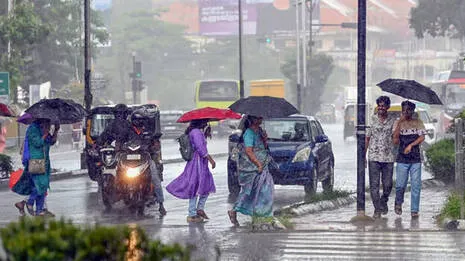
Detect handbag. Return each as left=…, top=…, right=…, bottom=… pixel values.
left=28, top=147, right=46, bottom=175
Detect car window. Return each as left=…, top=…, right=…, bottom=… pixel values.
left=263, top=119, right=310, bottom=141
left=315, top=121, right=325, bottom=136
left=418, top=111, right=431, bottom=123
left=309, top=121, right=319, bottom=139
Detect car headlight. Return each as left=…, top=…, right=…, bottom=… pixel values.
left=292, top=147, right=311, bottom=163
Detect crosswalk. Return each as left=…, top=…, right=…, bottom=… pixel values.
left=220, top=231, right=465, bottom=261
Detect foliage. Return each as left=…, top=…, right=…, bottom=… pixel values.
left=446, top=109, right=465, bottom=133
left=425, top=138, right=455, bottom=183
left=280, top=50, right=334, bottom=115
left=438, top=193, right=464, bottom=224
left=0, top=154, right=13, bottom=173
left=0, top=218, right=191, bottom=261
left=54, top=81, right=84, bottom=104
left=0, top=1, right=49, bottom=102
left=410, top=0, right=465, bottom=39
left=304, top=189, right=351, bottom=203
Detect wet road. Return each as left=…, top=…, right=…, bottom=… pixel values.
left=2, top=123, right=452, bottom=260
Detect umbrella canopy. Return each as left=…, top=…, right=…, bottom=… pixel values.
left=376, top=79, right=443, bottom=105
left=229, top=96, right=299, bottom=118
left=25, top=98, right=87, bottom=124
left=0, top=103, right=17, bottom=117
left=177, top=107, right=242, bottom=123
left=17, top=113, right=34, bottom=125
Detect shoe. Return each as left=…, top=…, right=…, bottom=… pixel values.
left=411, top=212, right=419, bottom=219
left=381, top=203, right=388, bottom=215
left=187, top=215, right=204, bottom=223
left=42, top=209, right=55, bottom=217
left=227, top=210, right=240, bottom=226
left=159, top=205, right=167, bottom=216
left=197, top=209, right=209, bottom=219
left=373, top=212, right=381, bottom=219
left=395, top=204, right=402, bottom=215
left=15, top=201, right=26, bottom=216
left=26, top=204, right=35, bottom=216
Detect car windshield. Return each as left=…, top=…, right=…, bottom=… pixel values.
left=161, top=113, right=182, bottom=122
left=91, top=114, right=115, bottom=137
left=263, top=119, right=310, bottom=141
left=446, top=84, right=465, bottom=105
left=198, top=81, right=239, bottom=101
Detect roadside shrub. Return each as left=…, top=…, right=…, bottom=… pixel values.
left=438, top=193, right=464, bottom=224
left=0, top=218, right=191, bottom=261
left=425, top=138, right=455, bottom=183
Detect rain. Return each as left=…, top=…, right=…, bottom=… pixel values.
left=1, top=0, right=465, bottom=260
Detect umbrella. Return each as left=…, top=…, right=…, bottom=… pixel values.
left=376, top=79, right=443, bottom=105
left=0, top=103, right=17, bottom=117
left=25, top=98, right=87, bottom=124
left=17, top=113, right=34, bottom=125
left=229, top=96, right=299, bottom=118
left=177, top=107, right=242, bottom=123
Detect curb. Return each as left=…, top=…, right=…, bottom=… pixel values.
left=274, top=178, right=448, bottom=218
left=0, top=152, right=230, bottom=191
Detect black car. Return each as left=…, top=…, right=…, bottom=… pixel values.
left=227, top=115, right=335, bottom=196
left=160, top=110, right=187, bottom=139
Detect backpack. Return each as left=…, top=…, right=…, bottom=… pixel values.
left=177, top=133, right=193, bottom=161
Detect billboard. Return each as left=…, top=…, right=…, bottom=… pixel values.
left=199, top=0, right=257, bottom=36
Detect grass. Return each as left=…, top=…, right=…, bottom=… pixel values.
left=304, top=189, right=352, bottom=203
left=249, top=214, right=295, bottom=230
left=437, top=192, right=465, bottom=224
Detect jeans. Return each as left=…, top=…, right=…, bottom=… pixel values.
left=368, top=161, right=394, bottom=213
left=188, top=195, right=208, bottom=217
left=395, top=162, right=422, bottom=213
left=149, top=160, right=164, bottom=203
left=27, top=181, right=45, bottom=215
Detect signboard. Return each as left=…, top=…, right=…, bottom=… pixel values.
left=0, top=72, right=10, bottom=103
left=29, top=81, right=50, bottom=105
left=199, top=0, right=257, bottom=36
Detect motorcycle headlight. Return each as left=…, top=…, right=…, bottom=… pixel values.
left=104, top=155, right=114, bottom=165
left=292, top=147, right=311, bottom=163
left=125, top=162, right=149, bottom=178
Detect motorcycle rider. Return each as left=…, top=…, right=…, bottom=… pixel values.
left=97, top=105, right=166, bottom=216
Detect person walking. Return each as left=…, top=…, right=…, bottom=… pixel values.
left=166, top=119, right=216, bottom=223
left=22, top=119, right=59, bottom=216
left=365, top=96, right=397, bottom=219
left=393, top=100, right=426, bottom=218
left=227, top=115, right=274, bottom=226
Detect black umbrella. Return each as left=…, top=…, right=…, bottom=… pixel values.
left=25, top=98, right=87, bottom=124
left=376, top=79, right=443, bottom=105
left=229, top=96, right=299, bottom=118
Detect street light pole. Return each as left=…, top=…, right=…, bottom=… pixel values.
left=238, top=0, right=244, bottom=98
left=355, top=0, right=367, bottom=218
left=84, top=0, right=92, bottom=111
left=295, top=0, right=301, bottom=111
left=301, top=0, right=307, bottom=112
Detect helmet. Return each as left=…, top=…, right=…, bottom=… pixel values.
left=114, top=104, right=128, bottom=119
left=130, top=108, right=149, bottom=128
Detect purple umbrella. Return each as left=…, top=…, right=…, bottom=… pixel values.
left=17, top=113, right=34, bottom=125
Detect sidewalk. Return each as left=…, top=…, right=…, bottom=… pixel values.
left=292, top=183, right=451, bottom=231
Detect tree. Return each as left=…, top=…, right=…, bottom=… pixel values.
left=0, top=1, right=49, bottom=103
left=281, top=51, right=334, bottom=114
left=410, top=0, right=465, bottom=40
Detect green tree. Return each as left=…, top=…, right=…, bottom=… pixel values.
left=0, top=1, right=49, bottom=103
left=410, top=0, right=465, bottom=39
left=281, top=51, right=334, bottom=114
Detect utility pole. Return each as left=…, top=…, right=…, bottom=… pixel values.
left=301, top=0, right=307, bottom=112
left=238, top=0, right=244, bottom=98
left=307, top=0, right=313, bottom=114
left=7, top=0, right=13, bottom=61
left=295, top=0, right=301, bottom=111
left=84, top=0, right=92, bottom=111
left=354, top=0, right=368, bottom=219
left=132, top=53, right=137, bottom=104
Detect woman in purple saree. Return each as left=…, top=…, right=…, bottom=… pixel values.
left=166, top=119, right=216, bottom=223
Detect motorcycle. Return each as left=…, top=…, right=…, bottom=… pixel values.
left=101, top=140, right=153, bottom=215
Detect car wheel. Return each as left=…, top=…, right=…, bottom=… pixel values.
left=304, top=166, right=318, bottom=196
left=227, top=159, right=240, bottom=195
left=322, top=162, right=334, bottom=193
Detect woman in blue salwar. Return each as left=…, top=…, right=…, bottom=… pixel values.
left=19, top=119, right=59, bottom=216
left=228, top=115, right=274, bottom=226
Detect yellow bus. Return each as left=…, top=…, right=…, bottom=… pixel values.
left=194, top=79, right=241, bottom=109
left=249, top=79, right=285, bottom=98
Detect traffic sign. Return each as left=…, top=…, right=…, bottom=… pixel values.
left=0, top=72, right=10, bottom=103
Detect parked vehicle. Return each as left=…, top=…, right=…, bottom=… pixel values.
left=343, top=103, right=356, bottom=141
left=317, top=103, right=336, bottom=123
left=227, top=115, right=335, bottom=196
left=160, top=110, right=186, bottom=139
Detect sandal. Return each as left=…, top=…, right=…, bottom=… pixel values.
left=26, top=204, right=35, bottom=216
left=197, top=209, right=209, bottom=219
left=228, top=210, right=240, bottom=226
left=411, top=212, right=419, bottom=219
left=14, top=201, right=26, bottom=216
left=395, top=205, right=402, bottom=215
